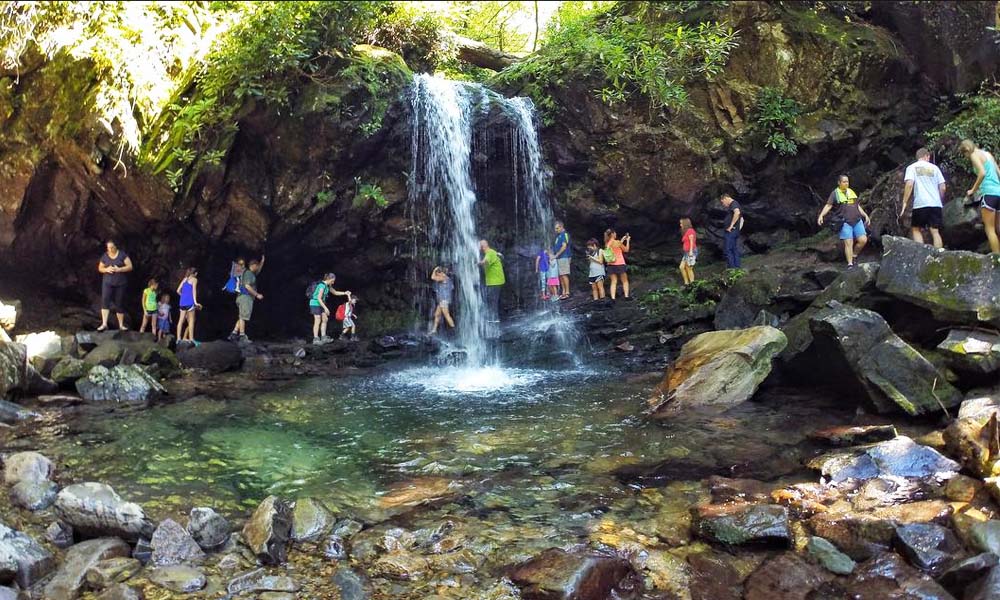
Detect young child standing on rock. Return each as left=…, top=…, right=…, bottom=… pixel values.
left=340, top=296, right=358, bottom=341
left=139, top=279, right=160, bottom=336
left=156, top=293, right=171, bottom=342
left=586, top=238, right=606, bottom=301
left=545, top=250, right=560, bottom=301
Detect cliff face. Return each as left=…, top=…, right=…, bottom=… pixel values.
left=1, top=2, right=996, bottom=335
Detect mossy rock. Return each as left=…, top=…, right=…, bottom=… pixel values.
left=136, top=343, right=180, bottom=372
left=50, top=357, right=91, bottom=386
left=83, top=341, right=125, bottom=368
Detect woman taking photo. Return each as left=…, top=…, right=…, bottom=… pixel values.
left=604, top=229, right=632, bottom=301
left=175, top=267, right=203, bottom=342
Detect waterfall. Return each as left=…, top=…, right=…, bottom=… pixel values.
left=408, top=73, right=577, bottom=368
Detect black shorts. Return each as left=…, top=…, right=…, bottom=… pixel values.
left=606, top=264, right=627, bottom=275
left=101, top=283, right=126, bottom=312
left=309, top=305, right=325, bottom=316
left=982, top=195, right=1000, bottom=212
left=589, top=275, right=605, bottom=284
left=912, top=207, right=943, bottom=228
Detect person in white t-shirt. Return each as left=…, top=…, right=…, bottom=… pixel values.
left=900, top=147, right=947, bottom=248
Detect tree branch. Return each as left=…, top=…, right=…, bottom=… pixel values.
left=451, top=34, right=520, bottom=71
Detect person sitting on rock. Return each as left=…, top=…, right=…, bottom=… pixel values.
left=156, top=293, right=171, bottom=343
left=679, top=218, right=698, bottom=285
left=230, top=255, right=264, bottom=343
left=176, top=267, right=203, bottom=344
left=97, top=239, right=133, bottom=331
left=139, top=278, right=159, bottom=336
left=818, top=175, right=871, bottom=269
left=960, top=139, right=1000, bottom=254
left=899, top=147, right=946, bottom=249
left=310, top=272, right=350, bottom=345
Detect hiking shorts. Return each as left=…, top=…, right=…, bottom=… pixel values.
left=838, top=221, right=867, bottom=240
left=606, top=264, right=627, bottom=275
left=588, top=275, right=605, bottom=284
left=982, top=195, right=1000, bottom=212
left=309, top=305, right=325, bottom=316
left=912, top=206, right=943, bottom=228
left=557, top=258, right=571, bottom=276
left=237, top=295, right=254, bottom=321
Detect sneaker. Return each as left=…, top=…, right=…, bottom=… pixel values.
left=227, top=332, right=239, bottom=342
left=349, top=336, right=358, bottom=342
left=312, top=337, right=323, bottom=345
left=320, top=336, right=333, bottom=344
left=847, top=263, right=856, bottom=270
left=239, top=334, right=251, bottom=344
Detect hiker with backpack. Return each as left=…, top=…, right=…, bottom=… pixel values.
left=222, top=259, right=246, bottom=294
left=307, top=273, right=351, bottom=345
left=817, top=175, right=871, bottom=269
left=229, top=255, right=264, bottom=343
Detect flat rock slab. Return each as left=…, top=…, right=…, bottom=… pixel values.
left=876, top=235, right=1000, bottom=326
left=650, top=326, right=787, bottom=417
left=149, top=565, right=206, bottom=593
left=378, top=477, right=462, bottom=510
left=227, top=568, right=301, bottom=594
left=44, top=537, right=131, bottom=600
left=55, top=482, right=154, bottom=541
left=809, top=436, right=959, bottom=484
left=507, top=548, right=640, bottom=600
left=691, top=503, right=790, bottom=546
left=809, top=425, right=897, bottom=446
left=937, top=329, right=1000, bottom=375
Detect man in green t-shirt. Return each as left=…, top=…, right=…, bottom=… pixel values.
left=478, top=239, right=505, bottom=324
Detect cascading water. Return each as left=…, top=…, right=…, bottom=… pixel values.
left=408, top=73, right=580, bottom=376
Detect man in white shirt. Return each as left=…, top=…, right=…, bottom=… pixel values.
left=900, top=147, right=947, bottom=248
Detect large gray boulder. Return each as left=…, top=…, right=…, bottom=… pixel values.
left=649, top=326, right=787, bottom=417
left=876, top=236, right=1000, bottom=326
left=0, top=342, right=26, bottom=400
left=809, top=304, right=961, bottom=415
left=242, top=496, right=292, bottom=565
left=10, top=479, right=58, bottom=511
left=937, top=329, right=1000, bottom=375
left=43, top=537, right=131, bottom=600
left=3, top=451, right=53, bottom=485
left=0, top=399, right=38, bottom=424
left=83, top=341, right=125, bottom=368
left=150, top=518, right=205, bottom=566
left=187, top=507, right=230, bottom=551
left=0, top=522, right=54, bottom=588
left=177, top=341, right=243, bottom=374
left=54, top=482, right=155, bottom=541
left=75, top=365, right=164, bottom=403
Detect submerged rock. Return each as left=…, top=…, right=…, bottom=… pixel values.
left=650, top=326, right=787, bottom=417
left=876, top=236, right=1000, bottom=326
left=150, top=518, right=205, bottom=566
left=242, top=496, right=292, bottom=565
left=227, top=568, right=300, bottom=594
left=186, top=507, right=229, bottom=551
left=691, top=504, right=790, bottom=546
left=149, top=565, right=206, bottom=593
left=809, top=304, right=961, bottom=415
left=84, top=556, right=141, bottom=589
left=290, top=497, right=334, bottom=542
left=54, top=482, right=155, bottom=541
left=331, top=567, right=373, bottom=600
left=95, top=584, right=143, bottom=600
left=378, top=477, right=462, bottom=509
left=809, top=425, right=897, bottom=447
left=743, top=553, right=831, bottom=600
left=75, top=365, right=164, bottom=404
left=44, top=537, right=131, bottom=600
left=507, top=548, right=641, bottom=600
left=844, top=552, right=955, bottom=599
left=0, top=522, right=54, bottom=588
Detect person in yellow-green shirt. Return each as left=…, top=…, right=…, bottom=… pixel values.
left=139, top=278, right=160, bottom=336
left=478, top=239, right=505, bottom=324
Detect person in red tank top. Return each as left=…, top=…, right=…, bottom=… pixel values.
left=679, top=218, right=698, bottom=285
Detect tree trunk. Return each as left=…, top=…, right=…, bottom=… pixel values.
left=451, top=34, right=520, bottom=71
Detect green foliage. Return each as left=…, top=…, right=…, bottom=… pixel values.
left=494, top=1, right=739, bottom=121
left=143, top=1, right=391, bottom=192
left=353, top=178, right=388, bottom=209
left=315, top=190, right=334, bottom=206
left=641, top=268, right=745, bottom=311
left=747, top=87, right=800, bottom=156
left=369, top=5, right=452, bottom=71
left=929, top=87, right=1000, bottom=175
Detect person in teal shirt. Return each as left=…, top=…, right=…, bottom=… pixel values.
left=961, top=139, right=1000, bottom=254
left=309, top=272, right=351, bottom=345
left=479, top=239, right=505, bottom=324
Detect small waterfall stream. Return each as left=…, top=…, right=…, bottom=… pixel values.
left=408, top=74, right=577, bottom=371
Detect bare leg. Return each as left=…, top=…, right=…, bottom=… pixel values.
left=321, top=314, right=329, bottom=338
left=313, top=315, right=321, bottom=338
left=854, top=235, right=868, bottom=261
left=442, top=306, right=455, bottom=328
left=560, top=274, right=569, bottom=297
left=843, top=239, right=854, bottom=265
left=591, top=283, right=598, bottom=300
left=621, top=273, right=630, bottom=298
left=176, top=312, right=186, bottom=340
left=116, top=312, right=126, bottom=329
left=597, top=279, right=605, bottom=299
left=139, top=315, right=147, bottom=333
left=609, top=274, right=619, bottom=300
left=187, top=312, right=196, bottom=341
left=910, top=227, right=925, bottom=244
left=679, top=261, right=688, bottom=284
left=983, top=208, right=1000, bottom=254
left=99, top=309, right=109, bottom=330
left=431, top=306, right=441, bottom=334
left=929, top=228, right=943, bottom=249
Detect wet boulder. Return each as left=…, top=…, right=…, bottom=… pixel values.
left=893, top=523, right=961, bottom=575
left=809, top=304, right=961, bottom=415
left=291, top=497, right=334, bottom=543
left=150, top=518, right=205, bottom=566
left=83, top=341, right=125, bottom=368
left=43, top=537, right=131, bottom=600
left=186, top=507, right=229, bottom=551
left=241, top=496, right=292, bottom=565
left=55, top=482, right=155, bottom=541
left=937, top=329, right=1000, bottom=376
left=0, top=399, right=38, bottom=424
left=809, top=436, right=960, bottom=484
left=876, top=236, right=1000, bottom=326
left=0, top=522, right=54, bottom=588
left=227, top=568, right=300, bottom=593
left=841, top=552, right=956, bottom=600
left=75, top=365, right=164, bottom=404
left=967, top=565, right=1000, bottom=600
left=649, top=326, right=787, bottom=417
left=809, top=425, right=897, bottom=447
left=806, top=501, right=953, bottom=561
left=507, top=548, right=641, bottom=600
left=51, top=357, right=91, bottom=385
left=807, top=536, right=856, bottom=575
left=691, top=503, right=790, bottom=546
left=943, top=393, right=1000, bottom=478
left=939, top=553, right=998, bottom=597
left=149, top=565, right=206, bottom=593
left=743, top=553, right=831, bottom=600
left=177, top=341, right=242, bottom=374
left=3, top=450, right=53, bottom=485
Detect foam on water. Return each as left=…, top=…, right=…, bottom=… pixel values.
left=384, top=366, right=553, bottom=397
